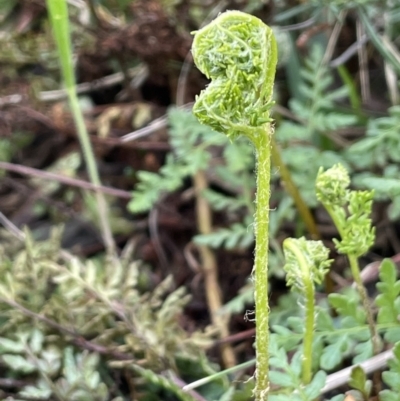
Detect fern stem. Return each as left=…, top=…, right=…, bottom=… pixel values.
left=190, top=11, right=277, bottom=397
left=324, top=203, right=381, bottom=357
left=283, top=239, right=315, bottom=385
left=253, top=127, right=272, bottom=400
left=348, top=255, right=380, bottom=355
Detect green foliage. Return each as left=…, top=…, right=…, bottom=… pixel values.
left=0, top=328, right=109, bottom=401
left=129, top=107, right=261, bottom=252
left=129, top=153, right=189, bottom=213
left=349, top=106, right=400, bottom=220
left=349, top=106, right=400, bottom=168
left=0, top=227, right=215, bottom=400
left=316, top=164, right=375, bottom=257
left=192, top=10, right=279, bottom=401
left=381, top=343, right=400, bottom=400
left=276, top=44, right=355, bottom=206
left=268, top=336, right=327, bottom=400
left=277, top=43, right=356, bottom=141
left=325, top=291, right=372, bottom=366
left=348, top=365, right=372, bottom=399
left=283, top=238, right=332, bottom=384
left=7, top=1, right=400, bottom=399
left=133, top=365, right=198, bottom=401
left=352, top=166, right=400, bottom=220
left=335, top=190, right=375, bottom=256
left=283, top=238, right=332, bottom=291
left=376, top=259, right=400, bottom=343
left=192, top=10, right=277, bottom=141
left=128, top=106, right=228, bottom=213
left=194, top=219, right=254, bottom=250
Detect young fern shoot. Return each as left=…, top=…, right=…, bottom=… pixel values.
left=315, top=164, right=381, bottom=356
left=283, top=237, right=332, bottom=385
left=191, top=11, right=278, bottom=400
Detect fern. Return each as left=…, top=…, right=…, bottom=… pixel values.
left=129, top=107, right=228, bottom=213
left=268, top=335, right=327, bottom=401
left=348, top=365, right=372, bottom=400
left=352, top=167, right=400, bottom=221
left=276, top=44, right=355, bottom=206
left=0, top=228, right=217, bottom=400
left=128, top=153, right=189, bottom=213
left=325, top=290, right=373, bottom=366
left=348, top=106, right=400, bottom=168
left=380, top=342, right=400, bottom=401
left=193, top=218, right=254, bottom=250
left=129, top=107, right=258, bottom=218
left=280, top=146, right=348, bottom=207
left=201, top=189, right=248, bottom=213
left=278, top=44, right=357, bottom=145
left=129, top=106, right=262, bottom=251
left=348, top=107, right=400, bottom=220
left=376, top=259, right=400, bottom=344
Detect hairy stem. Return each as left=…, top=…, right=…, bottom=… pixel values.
left=348, top=255, right=380, bottom=355
left=190, top=11, right=277, bottom=397
left=325, top=203, right=381, bottom=356
left=253, top=127, right=272, bottom=399
left=283, top=239, right=315, bottom=385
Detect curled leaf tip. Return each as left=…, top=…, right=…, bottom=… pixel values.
left=191, top=10, right=277, bottom=142
left=315, top=163, right=350, bottom=207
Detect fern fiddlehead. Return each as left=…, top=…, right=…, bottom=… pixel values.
left=192, top=11, right=277, bottom=399
left=315, top=165, right=381, bottom=358
left=283, top=237, right=332, bottom=385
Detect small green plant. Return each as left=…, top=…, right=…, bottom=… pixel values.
left=275, top=44, right=355, bottom=207
left=282, top=237, right=332, bottom=384
left=0, top=227, right=215, bottom=400
left=191, top=10, right=278, bottom=399
left=349, top=106, right=400, bottom=220
left=315, top=164, right=380, bottom=357
left=183, top=163, right=400, bottom=399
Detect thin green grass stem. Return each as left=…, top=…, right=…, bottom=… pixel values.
left=46, top=0, right=115, bottom=255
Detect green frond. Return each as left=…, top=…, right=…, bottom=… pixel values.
left=348, top=106, right=400, bottom=168
left=376, top=259, right=400, bottom=343
left=316, top=164, right=375, bottom=257
left=315, top=164, right=350, bottom=207
left=283, top=237, right=332, bottom=292
left=381, top=343, right=400, bottom=399
left=335, top=190, right=375, bottom=257
left=128, top=154, right=189, bottom=213
left=324, top=290, right=372, bottom=366
left=278, top=44, right=357, bottom=145
left=201, top=189, right=247, bottom=212
left=192, top=10, right=277, bottom=141
left=268, top=335, right=327, bottom=400
left=193, top=221, right=253, bottom=250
